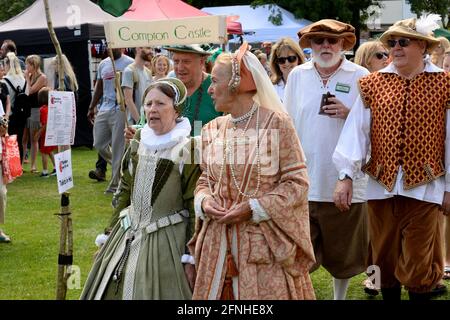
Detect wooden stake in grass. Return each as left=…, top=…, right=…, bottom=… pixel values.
left=43, top=0, right=72, bottom=300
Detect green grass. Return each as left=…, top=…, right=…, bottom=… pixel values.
left=0, top=147, right=111, bottom=300
left=0, top=147, right=448, bottom=300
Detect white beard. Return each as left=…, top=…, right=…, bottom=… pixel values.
left=312, top=49, right=343, bottom=68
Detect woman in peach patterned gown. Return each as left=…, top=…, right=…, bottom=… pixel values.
left=190, top=43, right=316, bottom=300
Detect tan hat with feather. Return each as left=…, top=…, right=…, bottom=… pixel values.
left=379, top=14, right=441, bottom=53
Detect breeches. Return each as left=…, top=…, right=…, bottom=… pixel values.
left=368, top=196, right=443, bottom=293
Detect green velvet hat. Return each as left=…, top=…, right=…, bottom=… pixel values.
left=144, top=77, right=188, bottom=114
left=163, top=44, right=211, bottom=56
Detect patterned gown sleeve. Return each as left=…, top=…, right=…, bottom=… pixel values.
left=254, top=113, right=315, bottom=274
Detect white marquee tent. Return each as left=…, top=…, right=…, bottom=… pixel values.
left=201, top=4, right=312, bottom=43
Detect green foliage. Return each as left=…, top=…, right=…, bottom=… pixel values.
left=250, top=0, right=380, bottom=25
left=407, top=0, right=450, bottom=28
left=0, top=0, right=34, bottom=22
left=248, top=0, right=381, bottom=48
left=0, top=147, right=112, bottom=299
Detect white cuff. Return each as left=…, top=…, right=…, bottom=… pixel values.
left=181, top=254, right=195, bottom=265
left=95, top=233, right=109, bottom=248
left=446, top=182, right=450, bottom=193
left=339, top=169, right=354, bottom=180
left=194, top=193, right=209, bottom=220
left=249, top=198, right=271, bottom=224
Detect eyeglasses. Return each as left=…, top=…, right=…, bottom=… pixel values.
left=277, top=55, right=298, bottom=64
left=374, top=52, right=389, bottom=60
left=311, top=37, right=340, bottom=45
left=386, top=38, right=412, bottom=48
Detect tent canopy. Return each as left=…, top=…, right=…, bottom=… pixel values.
left=0, top=0, right=120, bottom=147
left=123, top=0, right=207, bottom=20
left=0, top=0, right=118, bottom=43
left=123, top=0, right=242, bottom=35
left=201, top=5, right=311, bottom=43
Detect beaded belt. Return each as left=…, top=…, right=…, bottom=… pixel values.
left=145, top=210, right=189, bottom=234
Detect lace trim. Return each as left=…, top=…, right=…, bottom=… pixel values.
left=249, top=198, right=271, bottom=224
left=194, top=193, right=209, bottom=220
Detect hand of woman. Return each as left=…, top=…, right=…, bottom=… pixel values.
left=0, top=126, right=7, bottom=137
left=217, top=201, right=252, bottom=225
left=124, top=126, right=137, bottom=142
left=87, top=106, right=97, bottom=126
left=323, top=97, right=350, bottom=119
left=202, top=196, right=226, bottom=220
left=184, top=263, right=196, bottom=291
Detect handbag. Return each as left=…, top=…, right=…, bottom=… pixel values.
left=2, top=134, right=23, bottom=184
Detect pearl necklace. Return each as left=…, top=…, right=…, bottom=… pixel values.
left=228, top=105, right=261, bottom=198
left=206, top=104, right=261, bottom=198
left=230, top=103, right=258, bottom=125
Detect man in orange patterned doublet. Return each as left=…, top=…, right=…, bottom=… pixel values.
left=333, top=16, right=450, bottom=300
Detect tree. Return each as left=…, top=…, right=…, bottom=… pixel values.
left=0, top=0, right=34, bottom=22
left=251, top=0, right=381, bottom=49
left=187, top=0, right=380, bottom=49
left=407, top=0, right=450, bottom=28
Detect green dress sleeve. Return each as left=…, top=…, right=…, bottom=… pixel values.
left=109, top=129, right=141, bottom=228
left=181, top=137, right=202, bottom=245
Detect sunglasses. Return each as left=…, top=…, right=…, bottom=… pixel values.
left=386, top=38, right=412, bottom=48
left=374, top=52, right=389, bottom=60
left=311, top=37, right=340, bottom=45
left=277, top=55, right=298, bottom=64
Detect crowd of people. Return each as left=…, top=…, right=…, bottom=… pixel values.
left=0, top=14, right=450, bottom=301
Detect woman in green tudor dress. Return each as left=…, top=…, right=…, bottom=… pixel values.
left=81, top=78, right=200, bottom=300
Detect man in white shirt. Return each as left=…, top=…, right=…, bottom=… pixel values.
left=87, top=48, right=134, bottom=194
left=284, top=19, right=370, bottom=300
left=121, top=47, right=153, bottom=125
left=333, top=17, right=450, bottom=300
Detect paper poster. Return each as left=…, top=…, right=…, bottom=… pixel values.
left=54, top=149, right=74, bottom=194
left=45, top=91, right=76, bottom=146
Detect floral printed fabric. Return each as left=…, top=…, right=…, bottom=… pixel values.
left=190, top=108, right=316, bottom=300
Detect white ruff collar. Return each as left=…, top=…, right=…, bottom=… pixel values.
left=140, top=117, right=191, bottom=152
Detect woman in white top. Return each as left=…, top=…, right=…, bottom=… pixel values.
left=2, top=52, right=26, bottom=161
left=269, top=37, right=305, bottom=102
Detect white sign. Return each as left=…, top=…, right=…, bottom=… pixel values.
left=45, top=91, right=76, bottom=146
left=55, top=149, right=74, bottom=194
left=104, top=15, right=228, bottom=48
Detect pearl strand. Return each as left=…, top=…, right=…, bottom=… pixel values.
left=206, top=130, right=226, bottom=196
left=228, top=105, right=261, bottom=198
left=206, top=104, right=262, bottom=198
left=230, top=103, right=258, bottom=125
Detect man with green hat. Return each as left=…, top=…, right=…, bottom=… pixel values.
left=126, top=44, right=221, bottom=137
left=163, top=44, right=222, bottom=135
left=333, top=15, right=450, bottom=300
